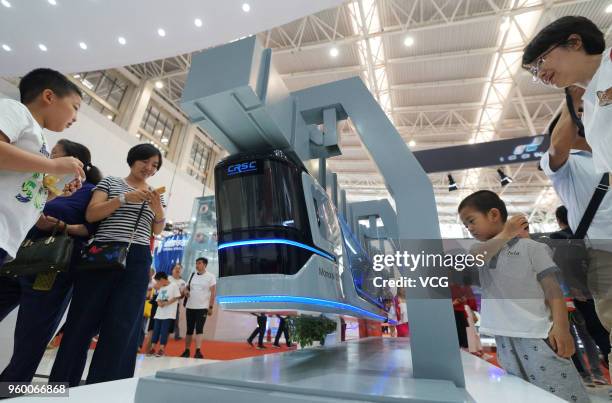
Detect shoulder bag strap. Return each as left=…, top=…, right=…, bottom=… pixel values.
left=574, top=173, right=610, bottom=239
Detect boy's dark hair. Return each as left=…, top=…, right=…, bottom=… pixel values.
left=154, top=272, right=168, bottom=281
left=555, top=205, right=569, bottom=226
left=458, top=190, right=508, bottom=222
left=127, top=143, right=163, bottom=170
left=523, top=16, right=605, bottom=66
left=196, top=257, right=208, bottom=265
left=19, top=68, right=82, bottom=104
left=57, top=139, right=103, bottom=185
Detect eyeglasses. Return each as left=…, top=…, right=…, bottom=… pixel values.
left=526, top=43, right=561, bottom=83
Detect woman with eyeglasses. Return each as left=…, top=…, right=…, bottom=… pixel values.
left=49, top=143, right=166, bottom=387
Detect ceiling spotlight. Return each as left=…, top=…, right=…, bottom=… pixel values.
left=48, top=0, right=57, bottom=5
left=194, top=18, right=203, bottom=27
left=79, top=42, right=87, bottom=50
left=242, top=3, right=250, bottom=12
left=106, top=114, right=113, bottom=120
left=38, top=43, right=48, bottom=52
left=408, top=140, right=416, bottom=147
left=497, top=168, right=512, bottom=187
left=606, top=3, right=612, bottom=13
left=155, top=129, right=162, bottom=134
left=161, top=138, right=169, bottom=144
left=2, top=44, right=11, bottom=52
left=1, top=0, right=11, bottom=8
left=403, top=36, right=415, bottom=47
left=157, top=28, right=166, bottom=37
left=155, top=80, right=164, bottom=89
left=329, top=47, right=339, bottom=57
left=118, top=36, right=126, bottom=45
left=447, top=174, right=458, bottom=192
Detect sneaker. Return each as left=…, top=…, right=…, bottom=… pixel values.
left=155, top=349, right=165, bottom=357
left=247, top=340, right=254, bottom=347
left=147, top=349, right=156, bottom=356
left=256, top=345, right=266, bottom=350
left=180, top=349, right=190, bottom=358
left=272, top=344, right=281, bottom=349
left=194, top=349, right=204, bottom=359
left=593, top=374, right=609, bottom=386
left=581, top=374, right=595, bottom=387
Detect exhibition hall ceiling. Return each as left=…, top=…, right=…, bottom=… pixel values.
left=0, top=0, right=343, bottom=76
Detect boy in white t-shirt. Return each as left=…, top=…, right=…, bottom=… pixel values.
left=0, top=68, right=85, bottom=321
left=169, top=264, right=187, bottom=340
left=458, top=190, right=589, bottom=403
left=149, top=272, right=181, bottom=357
left=522, top=16, right=611, bottom=173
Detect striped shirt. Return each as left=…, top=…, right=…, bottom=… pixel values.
left=93, top=176, right=166, bottom=246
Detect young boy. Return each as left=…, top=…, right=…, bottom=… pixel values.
left=149, top=272, right=181, bottom=357
left=458, top=190, right=589, bottom=402
left=0, top=68, right=85, bottom=320
left=522, top=16, right=611, bottom=173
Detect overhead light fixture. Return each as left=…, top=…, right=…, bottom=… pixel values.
left=447, top=174, right=458, bottom=192
left=2, top=44, right=11, bottom=52
left=194, top=18, right=203, bottom=27
left=606, top=3, right=612, bottom=13
left=499, top=17, right=510, bottom=32
left=79, top=42, right=87, bottom=50
left=242, top=3, right=250, bottom=12
left=329, top=47, right=339, bottom=57
left=106, top=114, right=113, bottom=120
left=497, top=168, right=512, bottom=187
left=408, top=140, right=416, bottom=147
left=468, top=138, right=475, bottom=144
left=403, top=36, right=415, bottom=47
left=118, top=36, right=126, bottom=45
left=161, top=138, right=169, bottom=144
left=155, top=129, right=162, bottom=134
left=1, top=0, right=11, bottom=8
left=38, top=43, right=48, bottom=52
left=155, top=80, right=164, bottom=89
left=48, top=0, right=57, bottom=5
left=73, top=74, right=80, bottom=78
left=157, top=28, right=166, bottom=37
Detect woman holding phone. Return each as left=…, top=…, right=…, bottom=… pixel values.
left=50, top=144, right=166, bottom=386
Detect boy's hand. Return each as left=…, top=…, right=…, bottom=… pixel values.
left=49, top=156, right=85, bottom=179
left=547, top=324, right=575, bottom=358
left=502, top=215, right=529, bottom=238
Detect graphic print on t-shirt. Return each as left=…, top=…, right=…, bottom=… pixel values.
left=14, top=140, right=49, bottom=209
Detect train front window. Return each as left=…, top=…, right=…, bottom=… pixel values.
left=217, top=160, right=303, bottom=233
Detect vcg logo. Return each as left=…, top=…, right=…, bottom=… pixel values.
left=228, top=161, right=257, bottom=176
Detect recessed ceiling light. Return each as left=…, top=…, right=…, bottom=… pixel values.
left=155, top=80, right=164, bottom=89
left=408, top=140, right=416, bottom=147
left=48, top=0, right=57, bottom=5
left=118, top=36, right=126, bottom=45
left=106, top=114, right=113, bottom=120
left=157, top=28, right=166, bottom=37
left=2, top=44, right=11, bottom=52
left=606, top=3, right=612, bottom=13
left=403, top=36, right=415, bottom=47
left=194, top=18, right=203, bottom=27
left=329, top=47, right=339, bottom=57
left=155, top=129, right=162, bottom=134
left=242, top=3, right=250, bottom=12
left=38, top=43, right=48, bottom=52
left=79, top=42, right=87, bottom=50
left=1, top=0, right=11, bottom=8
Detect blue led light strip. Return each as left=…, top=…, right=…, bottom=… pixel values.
left=218, top=239, right=335, bottom=262
left=218, top=295, right=395, bottom=324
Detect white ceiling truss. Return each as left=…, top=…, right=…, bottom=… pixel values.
left=107, top=0, right=611, bottom=233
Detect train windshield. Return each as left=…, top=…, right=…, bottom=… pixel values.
left=217, top=159, right=304, bottom=233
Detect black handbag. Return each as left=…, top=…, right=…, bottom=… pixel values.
left=1, top=223, right=74, bottom=277
left=75, top=202, right=147, bottom=272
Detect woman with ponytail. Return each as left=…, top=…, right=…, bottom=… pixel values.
left=0, top=139, right=102, bottom=383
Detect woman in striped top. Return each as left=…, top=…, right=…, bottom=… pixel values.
left=50, top=144, right=166, bottom=386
